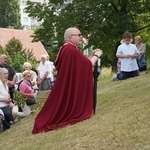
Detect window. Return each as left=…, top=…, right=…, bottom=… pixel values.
left=22, top=0, right=27, bottom=6
left=31, top=18, right=34, bottom=24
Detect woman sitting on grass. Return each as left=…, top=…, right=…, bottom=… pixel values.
left=17, top=70, right=36, bottom=117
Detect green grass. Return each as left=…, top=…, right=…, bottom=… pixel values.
left=0, top=70, right=150, bottom=150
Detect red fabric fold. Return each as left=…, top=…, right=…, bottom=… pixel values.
left=32, top=43, right=93, bottom=134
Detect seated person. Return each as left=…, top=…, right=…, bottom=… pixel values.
left=17, top=70, right=35, bottom=117
left=23, top=62, right=38, bottom=91
left=0, top=68, right=14, bottom=131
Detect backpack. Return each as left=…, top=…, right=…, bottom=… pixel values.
left=138, top=53, right=147, bottom=68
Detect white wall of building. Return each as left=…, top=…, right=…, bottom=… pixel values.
left=19, top=0, right=49, bottom=30
left=19, top=0, right=73, bottom=30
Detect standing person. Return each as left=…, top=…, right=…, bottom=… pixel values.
left=45, top=54, right=55, bottom=88
left=37, top=55, right=52, bottom=91
left=0, top=54, right=16, bottom=103
left=0, top=68, right=14, bottom=131
left=115, top=31, right=139, bottom=80
left=135, top=36, right=147, bottom=71
left=32, top=27, right=102, bottom=134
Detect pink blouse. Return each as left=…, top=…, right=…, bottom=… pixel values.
left=19, top=80, right=33, bottom=95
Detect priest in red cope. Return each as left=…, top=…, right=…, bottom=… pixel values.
left=32, top=27, right=102, bottom=134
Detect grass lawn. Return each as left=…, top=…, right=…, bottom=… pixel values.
left=0, top=69, right=150, bottom=150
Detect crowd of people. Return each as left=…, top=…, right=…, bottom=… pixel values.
left=0, top=53, right=55, bottom=132
left=112, top=31, right=147, bottom=81
left=0, top=28, right=147, bottom=134
left=0, top=27, right=103, bottom=134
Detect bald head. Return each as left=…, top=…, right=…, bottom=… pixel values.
left=64, top=27, right=83, bottom=46
left=64, top=27, right=79, bottom=40
left=0, top=54, right=8, bottom=66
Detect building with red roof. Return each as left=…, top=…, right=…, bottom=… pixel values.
left=0, top=28, right=48, bottom=62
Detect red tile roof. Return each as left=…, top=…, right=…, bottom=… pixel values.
left=0, top=28, right=48, bottom=62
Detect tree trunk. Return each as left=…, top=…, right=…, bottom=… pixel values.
left=112, top=41, right=120, bottom=72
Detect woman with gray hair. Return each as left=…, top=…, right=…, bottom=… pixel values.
left=0, top=68, right=15, bottom=131
left=23, top=62, right=38, bottom=90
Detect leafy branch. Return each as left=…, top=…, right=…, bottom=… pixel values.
left=13, top=90, right=26, bottom=107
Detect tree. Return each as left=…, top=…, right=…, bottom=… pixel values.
left=4, top=37, right=36, bottom=72
left=0, top=0, right=22, bottom=29
left=26, top=0, right=150, bottom=70
left=0, top=45, right=4, bottom=53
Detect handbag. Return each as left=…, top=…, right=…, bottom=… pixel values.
left=26, top=97, right=36, bottom=106
left=138, top=53, right=147, bottom=68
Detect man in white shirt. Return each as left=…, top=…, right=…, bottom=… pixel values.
left=37, top=55, right=52, bottom=91
left=45, top=54, right=55, bottom=88
left=116, top=32, right=139, bottom=80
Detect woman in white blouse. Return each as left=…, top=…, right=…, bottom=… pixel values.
left=0, top=68, right=15, bottom=131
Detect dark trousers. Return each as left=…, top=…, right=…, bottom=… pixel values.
left=139, top=66, right=147, bottom=72
left=0, top=106, right=13, bottom=131
left=117, top=70, right=139, bottom=80
left=38, top=78, right=51, bottom=91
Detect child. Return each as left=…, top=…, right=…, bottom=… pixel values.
left=115, top=32, right=139, bottom=80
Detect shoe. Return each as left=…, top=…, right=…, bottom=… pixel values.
left=10, top=120, right=19, bottom=125
left=31, top=110, right=36, bottom=114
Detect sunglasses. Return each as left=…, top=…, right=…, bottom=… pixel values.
left=71, top=34, right=82, bottom=37
left=26, top=75, right=31, bottom=77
